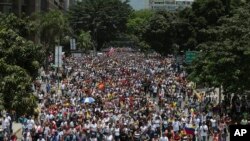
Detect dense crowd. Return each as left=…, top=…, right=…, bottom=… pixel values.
left=2, top=48, right=247, bottom=141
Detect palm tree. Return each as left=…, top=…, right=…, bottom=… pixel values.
left=35, top=10, right=70, bottom=70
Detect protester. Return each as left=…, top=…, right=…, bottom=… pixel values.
left=6, top=47, right=243, bottom=141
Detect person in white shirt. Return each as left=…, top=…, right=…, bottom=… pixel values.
left=38, top=93, right=43, bottom=104
left=106, top=132, right=113, bottom=141
left=210, top=117, right=217, bottom=131
left=3, top=116, right=10, bottom=134
left=199, top=122, right=208, bottom=141
left=152, top=84, right=158, bottom=98
left=22, top=132, right=31, bottom=141
left=37, top=134, right=45, bottom=141
left=114, top=125, right=120, bottom=141
left=159, top=134, right=169, bottom=141
left=172, top=120, right=180, bottom=133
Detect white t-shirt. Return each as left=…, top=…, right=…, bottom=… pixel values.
left=210, top=119, right=216, bottom=127
left=2, top=118, right=9, bottom=129
left=114, top=128, right=120, bottom=136
left=173, top=121, right=180, bottom=132
left=200, top=125, right=208, bottom=136
left=195, top=118, right=200, bottom=126
left=91, top=123, right=97, bottom=132
left=85, top=124, right=90, bottom=133
left=159, top=136, right=169, bottom=141
left=39, top=94, right=43, bottom=100
left=154, top=119, right=160, bottom=127
left=153, top=86, right=158, bottom=93
left=106, top=135, right=113, bottom=141
left=37, top=138, right=45, bottom=141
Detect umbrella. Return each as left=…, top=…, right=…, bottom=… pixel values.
left=82, top=97, right=95, bottom=103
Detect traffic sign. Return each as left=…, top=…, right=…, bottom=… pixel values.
left=185, top=51, right=198, bottom=64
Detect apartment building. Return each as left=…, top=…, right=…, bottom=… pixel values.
left=149, top=0, right=194, bottom=11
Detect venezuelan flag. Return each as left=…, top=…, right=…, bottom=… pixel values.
left=185, top=127, right=195, bottom=135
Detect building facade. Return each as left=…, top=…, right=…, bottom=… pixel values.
left=126, top=0, right=150, bottom=10
left=0, top=0, right=66, bottom=16
left=149, top=0, right=194, bottom=11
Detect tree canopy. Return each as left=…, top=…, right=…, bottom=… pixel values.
left=35, top=10, right=70, bottom=48
left=33, top=10, right=70, bottom=70
left=0, top=14, right=44, bottom=115
left=78, top=30, right=93, bottom=51
left=68, top=0, right=132, bottom=51
left=188, top=1, right=250, bottom=94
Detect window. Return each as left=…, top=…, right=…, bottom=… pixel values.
left=154, top=2, right=164, bottom=4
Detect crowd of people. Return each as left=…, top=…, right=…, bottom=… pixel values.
left=2, top=48, right=245, bottom=141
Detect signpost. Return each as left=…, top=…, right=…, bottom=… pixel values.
left=176, top=55, right=184, bottom=64
left=185, top=51, right=198, bottom=64
left=55, top=46, right=63, bottom=68
left=70, top=38, right=76, bottom=50
left=55, top=46, right=62, bottom=91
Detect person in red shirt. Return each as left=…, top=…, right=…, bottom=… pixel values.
left=212, top=131, right=220, bottom=141
left=129, top=95, right=134, bottom=111
left=174, top=132, right=181, bottom=141
left=10, top=134, right=17, bottom=141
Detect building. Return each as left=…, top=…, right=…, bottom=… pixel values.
left=127, top=0, right=150, bottom=10
left=0, top=0, right=66, bottom=16
left=149, top=0, right=194, bottom=11
left=63, top=0, right=84, bottom=10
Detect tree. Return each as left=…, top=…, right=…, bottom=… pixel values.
left=68, top=0, right=132, bottom=52
left=192, top=0, right=226, bottom=26
left=78, top=30, right=93, bottom=51
left=143, top=11, right=175, bottom=55
left=125, top=10, right=154, bottom=53
left=0, top=14, right=44, bottom=79
left=0, top=13, right=35, bottom=38
left=188, top=2, right=250, bottom=95
left=170, top=20, right=197, bottom=51
left=0, top=14, right=44, bottom=115
left=0, top=59, right=37, bottom=116
left=34, top=10, right=70, bottom=70
left=126, top=9, right=154, bottom=36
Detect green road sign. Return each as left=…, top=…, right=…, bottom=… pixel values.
left=185, top=51, right=198, bottom=64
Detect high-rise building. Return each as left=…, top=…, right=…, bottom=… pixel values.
left=149, top=0, right=194, bottom=11
left=0, top=0, right=66, bottom=16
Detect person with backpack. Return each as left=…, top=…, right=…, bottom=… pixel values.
left=37, top=134, right=45, bottom=141
left=199, top=122, right=208, bottom=141
left=21, top=133, right=31, bottom=141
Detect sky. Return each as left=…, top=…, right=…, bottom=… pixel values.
left=128, top=0, right=149, bottom=10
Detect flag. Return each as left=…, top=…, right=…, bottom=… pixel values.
left=86, top=111, right=91, bottom=119
left=185, top=127, right=195, bottom=135
left=108, top=47, right=115, bottom=56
